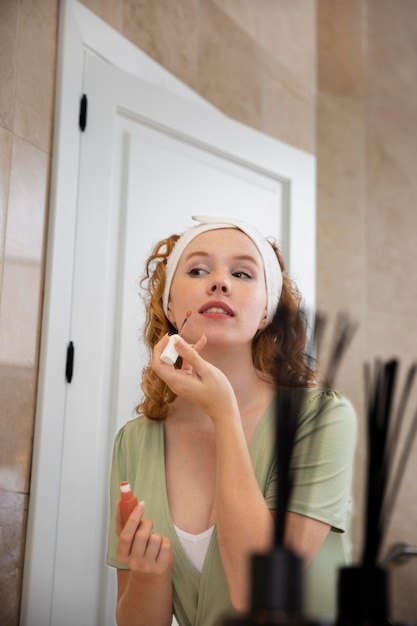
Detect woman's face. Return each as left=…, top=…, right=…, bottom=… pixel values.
left=166, top=228, right=268, bottom=347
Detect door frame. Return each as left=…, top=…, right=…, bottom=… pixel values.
left=21, top=1, right=316, bottom=624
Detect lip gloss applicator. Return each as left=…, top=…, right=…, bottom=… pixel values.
left=160, top=310, right=192, bottom=365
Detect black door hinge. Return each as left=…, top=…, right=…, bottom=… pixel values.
left=65, top=341, right=75, bottom=383
left=79, top=94, right=88, bottom=131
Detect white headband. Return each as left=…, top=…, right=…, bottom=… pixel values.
left=162, top=215, right=283, bottom=326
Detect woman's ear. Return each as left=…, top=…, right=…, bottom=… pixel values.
left=166, top=303, right=176, bottom=328
left=257, top=307, right=268, bottom=331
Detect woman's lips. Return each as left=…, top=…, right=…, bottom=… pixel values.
left=199, top=302, right=235, bottom=316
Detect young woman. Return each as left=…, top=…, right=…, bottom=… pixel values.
left=106, top=216, right=357, bottom=626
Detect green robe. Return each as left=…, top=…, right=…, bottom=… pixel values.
left=107, top=388, right=357, bottom=624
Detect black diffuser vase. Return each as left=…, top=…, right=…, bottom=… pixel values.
left=335, top=564, right=393, bottom=626
left=222, top=545, right=317, bottom=626
left=335, top=358, right=417, bottom=626
left=250, top=547, right=303, bottom=619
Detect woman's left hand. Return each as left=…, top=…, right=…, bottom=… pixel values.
left=151, top=335, right=238, bottom=423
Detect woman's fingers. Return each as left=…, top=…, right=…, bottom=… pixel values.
left=152, top=333, right=209, bottom=380
left=189, top=334, right=207, bottom=354
left=116, top=502, right=145, bottom=560
left=178, top=334, right=207, bottom=373
left=158, top=537, right=175, bottom=571
left=118, top=511, right=174, bottom=574
left=116, top=502, right=123, bottom=535
left=153, top=333, right=206, bottom=366
left=170, top=337, right=209, bottom=378
left=152, top=333, right=238, bottom=422
left=131, top=517, right=154, bottom=558
left=116, top=499, right=144, bottom=536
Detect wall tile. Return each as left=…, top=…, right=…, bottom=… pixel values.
left=200, top=0, right=316, bottom=150
left=0, top=136, right=48, bottom=492
left=0, top=135, right=49, bottom=463
left=0, top=128, right=12, bottom=298
left=0, top=261, right=43, bottom=371
left=0, top=365, right=36, bottom=493
left=0, top=491, right=28, bottom=626
left=368, top=313, right=417, bottom=377
left=261, top=54, right=315, bottom=152
left=0, top=0, right=19, bottom=131
left=317, top=0, right=363, bottom=96
left=257, top=0, right=316, bottom=151
left=211, top=0, right=262, bottom=38
left=316, top=93, right=365, bottom=311
left=259, top=0, right=316, bottom=92
left=4, top=136, right=49, bottom=266
left=215, top=0, right=316, bottom=95
left=14, top=0, right=58, bottom=152
left=367, top=104, right=417, bottom=317
left=80, top=0, right=124, bottom=32
left=121, top=0, right=199, bottom=90
left=317, top=10, right=417, bottom=615
left=367, top=0, right=417, bottom=108
left=198, top=0, right=262, bottom=130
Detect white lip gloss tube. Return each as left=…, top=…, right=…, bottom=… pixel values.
left=160, top=310, right=192, bottom=365
left=160, top=334, right=180, bottom=365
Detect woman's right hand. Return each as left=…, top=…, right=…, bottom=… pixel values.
left=152, top=334, right=239, bottom=425
left=116, top=502, right=174, bottom=576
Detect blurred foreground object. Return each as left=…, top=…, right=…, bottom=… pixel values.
left=336, top=359, right=417, bottom=625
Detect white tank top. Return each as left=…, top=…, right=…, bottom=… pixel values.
left=174, top=525, right=214, bottom=572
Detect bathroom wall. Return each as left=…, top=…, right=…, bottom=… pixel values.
left=317, top=1, right=417, bottom=619
left=0, top=0, right=58, bottom=624
left=0, top=0, right=416, bottom=624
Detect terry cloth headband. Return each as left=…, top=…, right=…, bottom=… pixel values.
left=162, top=215, right=283, bottom=326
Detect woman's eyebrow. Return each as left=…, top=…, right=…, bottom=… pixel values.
left=183, top=251, right=210, bottom=262
left=184, top=251, right=260, bottom=265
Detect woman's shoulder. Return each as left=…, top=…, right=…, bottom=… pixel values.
left=114, top=414, right=163, bottom=448
left=304, top=387, right=356, bottom=417
left=265, top=387, right=356, bottom=421
left=277, top=386, right=357, bottom=431
left=278, top=386, right=355, bottom=408
left=301, top=387, right=356, bottom=411
left=295, top=387, right=357, bottom=440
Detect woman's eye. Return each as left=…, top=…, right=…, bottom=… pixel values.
left=188, top=267, right=207, bottom=276
left=232, top=271, right=252, bottom=279
left=187, top=267, right=253, bottom=278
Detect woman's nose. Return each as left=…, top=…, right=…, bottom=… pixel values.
left=209, top=278, right=232, bottom=294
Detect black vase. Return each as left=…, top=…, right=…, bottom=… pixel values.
left=335, top=564, right=393, bottom=625
left=221, top=546, right=319, bottom=625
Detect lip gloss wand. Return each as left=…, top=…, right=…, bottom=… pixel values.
left=160, top=310, right=192, bottom=365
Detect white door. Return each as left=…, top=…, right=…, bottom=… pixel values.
left=21, top=2, right=316, bottom=625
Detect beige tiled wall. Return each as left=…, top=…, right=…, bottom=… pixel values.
left=366, top=0, right=417, bottom=607
left=317, top=0, right=417, bottom=621
left=1, top=0, right=416, bottom=624
left=0, top=0, right=58, bottom=623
